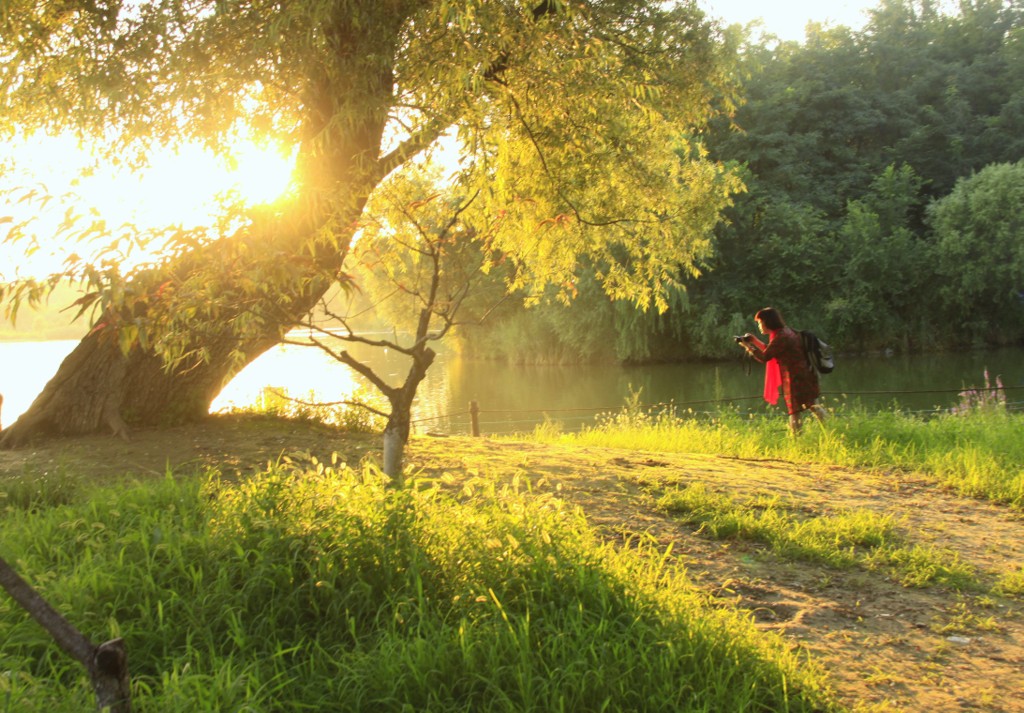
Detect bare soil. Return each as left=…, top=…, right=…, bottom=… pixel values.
left=1, top=415, right=1021, bottom=713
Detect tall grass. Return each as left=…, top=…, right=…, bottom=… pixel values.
left=531, top=402, right=1024, bottom=509
left=0, top=462, right=836, bottom=712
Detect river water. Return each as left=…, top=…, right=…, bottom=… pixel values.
left=2, top=338, right=1022, bottom=435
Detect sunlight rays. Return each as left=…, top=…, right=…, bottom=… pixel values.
left=1, top=134, right=295, bottom=279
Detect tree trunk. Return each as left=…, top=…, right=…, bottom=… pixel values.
left=1, top=139, right=387, bottom=449
left=0, top=327, right=283, bottom=448
left=0, top=2, right=455, bottom=450
left=379, top=345, right=436, bottom=482
left=0, top=180, right=352, bottom=448
left=382, top=413, right=409, bottom=483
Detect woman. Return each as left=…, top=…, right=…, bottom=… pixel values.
left=738, top=307, right=826, bottom=433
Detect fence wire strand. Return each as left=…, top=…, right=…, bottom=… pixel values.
left=409, top=386, right=1024, bottom=435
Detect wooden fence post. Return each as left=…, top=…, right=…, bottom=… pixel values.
left=469, top=400, right=480, bottom=437
left=0, top=555, right=131, bottom=712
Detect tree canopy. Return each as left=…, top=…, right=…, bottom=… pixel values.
left=459, top=0, right=1024, bottom=363
left=930, top=160, right=1024, bottom=338
left=0, top=0, right=743, bottom=443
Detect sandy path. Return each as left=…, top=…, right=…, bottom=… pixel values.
left=408, top=437, right=1024, bottom=713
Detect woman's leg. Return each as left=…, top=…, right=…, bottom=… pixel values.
left=788, top=412, right=802, bottom=434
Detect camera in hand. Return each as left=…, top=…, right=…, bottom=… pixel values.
left=733, top=335, right=747, bottom=343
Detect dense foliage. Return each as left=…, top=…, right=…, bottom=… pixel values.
left=458, top=0, right=1024, bottom=363
left=1, top=0, right=742, bottom=348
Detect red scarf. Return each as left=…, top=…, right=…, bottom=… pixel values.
left=763, top=330, right=782, bottom=405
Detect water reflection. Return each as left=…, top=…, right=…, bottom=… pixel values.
left=0, top=340, right=79, bottom=430
left=212, top=342, right=361, bottom=412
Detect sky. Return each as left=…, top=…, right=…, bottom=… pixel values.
left=698, top=0, right=877, bottom=41
left=0, top=135, right=292, bottom=281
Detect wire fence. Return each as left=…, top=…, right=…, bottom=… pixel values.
left=408, top=385, right=1024, bottom=437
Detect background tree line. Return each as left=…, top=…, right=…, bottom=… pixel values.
left=437, top=0, right=1024, bottom=363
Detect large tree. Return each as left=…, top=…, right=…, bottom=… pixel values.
left=0, top=0, right=741, bottom=447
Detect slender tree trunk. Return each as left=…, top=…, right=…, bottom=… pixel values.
left=382, top=411, right=410, bottom=483
left=380, top=345, right=436, bottom=482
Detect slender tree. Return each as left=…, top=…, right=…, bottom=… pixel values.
left=289, top=165, right=498, bottom=478
left=0, top=0, right=741, bottom=447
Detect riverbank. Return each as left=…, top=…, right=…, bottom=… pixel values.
left=3, top=338, right=1023, bottom=435
left=1, top=413, right=1022, bottom=711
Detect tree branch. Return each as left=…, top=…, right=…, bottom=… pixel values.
left=265, top=388, right=389, bottom=419
left=376, top=118, right=451, bottom=183
left=483, top=0, right=564, bottom=82
left=377, top=1, right=564, bottom=182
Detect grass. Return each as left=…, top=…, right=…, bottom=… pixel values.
left=657, top=484, right=898, bottom=567
left=0, top=468, right=81, bottom=510
left=3, top=396, right=1020, bottom=710
left=0, top=459, right=837, bottom=712
left=529, top=402, right=1024, bottom=510
left=655, top=483, right=977, bottom=590
left=526, top=403, right=1017, bottom=595
left=995, top=567, right=1024, bottom=597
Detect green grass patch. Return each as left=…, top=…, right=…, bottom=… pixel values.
left=0, top=468, right=81, bottom=510
left=530, top=404, right=1024, bottom=510
left=656, top=483, right=976, bottom=590
left=0, top=462, right=837, bottom=712
left=994, top=567, right=1024, bottom=597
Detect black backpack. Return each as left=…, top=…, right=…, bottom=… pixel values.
left=800, top=330, right=834, bottom=374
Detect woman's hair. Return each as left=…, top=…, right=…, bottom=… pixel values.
left=755, top=307, right=786, bottom=331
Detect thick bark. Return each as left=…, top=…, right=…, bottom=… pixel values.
left=0, top=161, right=353, bottom=448
left=1, top=123, right=392, bottom=449
left=0, top=211, right=333, bottom=448
left=0, top=0, right=569, bottom=450
left=0, top=326, right=283, bottom=448
left=0, top=555, right=132, bottom=712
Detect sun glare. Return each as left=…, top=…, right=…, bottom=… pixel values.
left=1, top=134, right=295, bottom=279
left=231, top=143, right=295, bottom=205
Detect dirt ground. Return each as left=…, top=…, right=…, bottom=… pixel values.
left=1, top=415, right=1022, bottom=712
